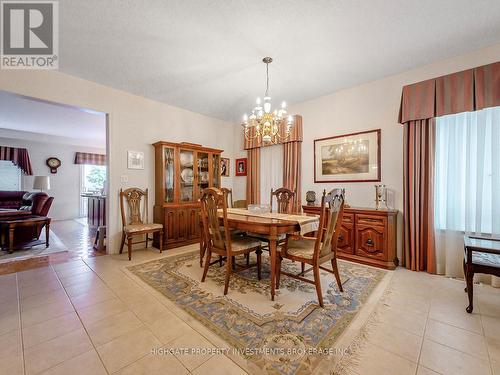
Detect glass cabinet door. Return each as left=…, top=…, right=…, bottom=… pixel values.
left=197, top=151, right=209, bottom=197
left=212, top=154, right=221, bottom=188
left=164, top=147, right=175, bottom=203
left=179, top=149, right=194, bottom=202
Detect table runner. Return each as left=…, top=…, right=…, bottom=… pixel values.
left=225, top=208, right=319, bottom=236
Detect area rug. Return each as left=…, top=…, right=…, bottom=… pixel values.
left=0, top=231, right=68, bottom=264
left=128, top=251, right=387, bottom=374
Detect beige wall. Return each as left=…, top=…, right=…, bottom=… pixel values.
left=0, top=132, right=105, bottom=220
left=2, top=43, right=499, bottom=256
left=289, top=43, right=500, bottom=213
left=0, top=70, right=234, bottom=253
left=233, top=43, right=500, bottom=207
left=231, top=43, right=500, bottom=260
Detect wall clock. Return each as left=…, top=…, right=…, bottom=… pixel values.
left=46, top=157, right=61, bottom=173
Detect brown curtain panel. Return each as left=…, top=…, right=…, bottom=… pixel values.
left=403, top=119, right=436, bottom=272
left=246, top=148, right=260, bottom=204
left=399, top=61, right=500, bottom=123
left=283, top=141, right=301, bottom=213
left=0, top=146, right=33, bottom=175
left=398, top=61, right=499, bottom=273
left=74, top=152, right=106, bottom=166
left=283, top=116, right=303, bottom=213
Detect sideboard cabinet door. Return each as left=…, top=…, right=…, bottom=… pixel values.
left=337, top=213, right=354, bottom=254
left=355, top=225, right=386, bottom=261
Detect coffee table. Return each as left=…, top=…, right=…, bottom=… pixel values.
left=0, top=216, right=51, bottom=254
left=0, top=209, right=32, bottom=220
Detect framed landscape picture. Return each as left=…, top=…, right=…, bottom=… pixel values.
left=220, top=158, right=230, bottom=177
left=235, top=158, right=247, bottom=176
left=314, top=129, right=381, bottom=183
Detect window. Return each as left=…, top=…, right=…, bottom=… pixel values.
left=80, top=165, right=107, bottom=216
left=434, top=106, right=500, bottom=235
left=260, top=144, right=283, bottom=209
left=0, top=160, right=21, bottom=191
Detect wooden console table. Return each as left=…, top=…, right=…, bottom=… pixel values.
left=302, top=205, right=398, bottom=270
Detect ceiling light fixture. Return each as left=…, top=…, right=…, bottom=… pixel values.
left=241, top=57, right=294, bottom=144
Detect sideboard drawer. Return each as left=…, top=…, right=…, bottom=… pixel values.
left=342, top=213, right=354, bottom=224
left=356, top=214, right=387, bottom=227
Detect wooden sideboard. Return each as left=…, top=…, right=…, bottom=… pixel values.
left=302, top=205, right=398, bottom=270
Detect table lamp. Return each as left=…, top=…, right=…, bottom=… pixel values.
left=33, top=176, right=51, bottom=192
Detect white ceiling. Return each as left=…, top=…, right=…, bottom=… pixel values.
left=0, top=91, right=106, bottom=147
left=58, top=0, right=500, bottom=122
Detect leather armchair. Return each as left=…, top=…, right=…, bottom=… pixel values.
left=20, top=192, right=54, bottom=216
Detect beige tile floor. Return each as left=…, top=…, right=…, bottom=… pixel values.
left=0, top=245, right=498, bottom=375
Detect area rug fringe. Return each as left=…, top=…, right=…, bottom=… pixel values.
left=330, top=284, right=394, bottom=375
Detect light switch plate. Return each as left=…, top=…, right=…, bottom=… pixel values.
left=120, top=175, right=128, bottom=183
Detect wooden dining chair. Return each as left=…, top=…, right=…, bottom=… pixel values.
left=270, top=187, right=295, bottom=214
left=220, top=187, right=234, bottom=208
left=248, top=187, right=295, bottom=250
left=119, top=188, right=164, bottom=260
left=276, top=189, right=345, bottom=307
left=200, top=188, right=262, bottom=295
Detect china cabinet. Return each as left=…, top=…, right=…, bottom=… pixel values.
left=153, top=141, right=222, bottom=248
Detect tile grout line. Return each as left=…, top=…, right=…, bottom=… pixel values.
left=75, top=255, right=194, bottom=374
left=80, top=253, right=213, bottom=373
left=48, top=262, right=111, bottom=375
left=476, top=295, right=495, bottom=375
left=16, top=273, right=27, bottom=375
left=413, top=280, right=431, bottom=375
left=84, top=250, right=249, bottom=374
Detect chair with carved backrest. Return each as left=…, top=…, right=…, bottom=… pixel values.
left=220, top=188, right=234, bottom=208
left=200, top=188, right=262, bottom=295
left=276, top=188, right=345, bottom=307
left=248, top=187, right=295, bottom=250
left=270, top=187, right=295, bottom=214
left=119, top=188, right=163, bottom=260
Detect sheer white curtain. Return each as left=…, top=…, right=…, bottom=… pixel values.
left=434, top=106, right=500, bottom=284
left=260, top=144, right=283, bottom=210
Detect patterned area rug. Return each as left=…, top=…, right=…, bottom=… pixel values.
left=0, top=231, right=67, bottom=264
left=128, top=251, right=386, bottom=374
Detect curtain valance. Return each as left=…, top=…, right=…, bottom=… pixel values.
left=0, top=146, right=33, bottom=175
left=244, top=115, right=303, bottom=150
left=74, top=152, right=106, bottom=166
left=398, top=61, right=500, bottom=123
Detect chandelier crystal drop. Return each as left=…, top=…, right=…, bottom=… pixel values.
left=241, top=57, right=294, bottom=144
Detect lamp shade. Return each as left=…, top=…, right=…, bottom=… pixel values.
left=33, top=176, right=50, bottom=191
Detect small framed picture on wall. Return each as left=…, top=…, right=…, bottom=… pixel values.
left=235, top=158, right=247, bottom=176
left=220, top=158, right=230, bottom=177
left=127, top=151, right=145, bottom=170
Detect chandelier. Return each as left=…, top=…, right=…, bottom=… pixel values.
left=241, top=57, right=294, bottom=144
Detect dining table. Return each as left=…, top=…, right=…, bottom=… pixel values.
left=200, top=208, right=320, bottom=301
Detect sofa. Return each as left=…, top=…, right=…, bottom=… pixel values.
left=0, top=191, right=54, bottom=216
left=0, top=191, right=27, bottom=210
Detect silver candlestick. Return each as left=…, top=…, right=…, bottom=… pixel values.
left=375, top=184, right=387, bottom=209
